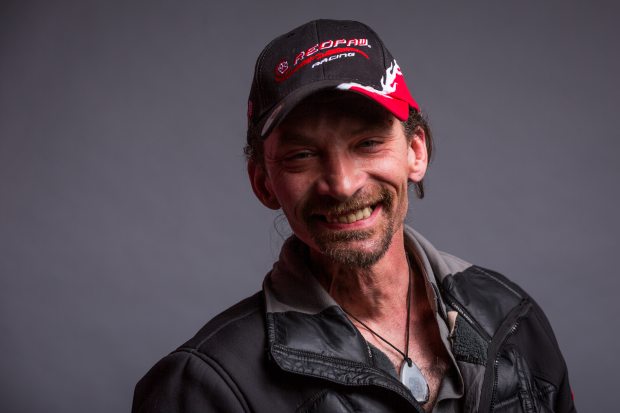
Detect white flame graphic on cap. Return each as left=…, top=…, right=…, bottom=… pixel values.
left=337, top=60, right=402, bottom=98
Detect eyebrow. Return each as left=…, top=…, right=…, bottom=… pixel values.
left=276, top=132, right=314, bottom=147
left=348, top=122, right=393, bottom=136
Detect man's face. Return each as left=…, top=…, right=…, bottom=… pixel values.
left=250, top=93, right=427, bottom=268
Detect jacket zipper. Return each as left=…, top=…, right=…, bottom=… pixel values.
left=478, top=300, right=531, bottom=412
left=489, top=319, right=521, bottom=411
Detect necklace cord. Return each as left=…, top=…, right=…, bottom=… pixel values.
left=342, top=258, right=413, bottom=366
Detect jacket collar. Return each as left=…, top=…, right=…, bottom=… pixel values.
left=262, top=225, right=472, bottom=364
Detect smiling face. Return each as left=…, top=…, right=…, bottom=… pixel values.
left=249, top=92, right=428, bottom=268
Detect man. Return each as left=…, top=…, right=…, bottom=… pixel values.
left=132, top=19, right=576, bottom=412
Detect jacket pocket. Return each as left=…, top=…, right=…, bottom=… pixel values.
left=493, top=346, right=558, bottom=413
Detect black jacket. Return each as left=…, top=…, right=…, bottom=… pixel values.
left=133, top=229, right=576, bottom=412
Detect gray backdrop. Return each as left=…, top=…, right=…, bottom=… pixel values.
left=1, top=1, right=618, bottom=412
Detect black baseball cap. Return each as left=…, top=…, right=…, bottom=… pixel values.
left=247, top=19, right=420, bottom=138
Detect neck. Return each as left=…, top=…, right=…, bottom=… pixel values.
left=311, top=229, right=410, bottom=322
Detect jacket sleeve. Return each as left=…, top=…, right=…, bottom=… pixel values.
left=132, top=349, right=249, bottom=413
left=528, top=301, right=577, bottom=413
left=556, top=362, right=576, bottom=413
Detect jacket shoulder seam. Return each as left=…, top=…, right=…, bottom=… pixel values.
left=198, top=306, right=261, bottom=348
left=470, top=265, right=523, bottom=299
left=190, top=295, right=263, bottom=349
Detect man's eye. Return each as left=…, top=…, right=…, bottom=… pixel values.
left=286, top=151, right=315, bottom=161
left=359, top=139, right=381, bottom=149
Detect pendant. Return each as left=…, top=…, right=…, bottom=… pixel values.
left=400, top=358, right=429, bottom=403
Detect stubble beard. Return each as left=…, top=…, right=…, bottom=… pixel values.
left=303, top=188, right=399, bottom=269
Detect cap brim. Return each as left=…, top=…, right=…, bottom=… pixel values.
left=259, top=80, right=414, bottom=138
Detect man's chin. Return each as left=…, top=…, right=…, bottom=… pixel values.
left=311, top=234, right=391, bottom=269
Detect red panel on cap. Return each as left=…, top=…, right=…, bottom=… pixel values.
left=348, top=86, right=414, bottom=121
left=336, top=60, right=419, bottom=120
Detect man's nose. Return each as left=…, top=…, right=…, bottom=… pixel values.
left=315, top=153, right=364, bottom=201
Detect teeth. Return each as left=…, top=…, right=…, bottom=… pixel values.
left=362, top=207, right=371, bottom=219
left=327, top=206, right=373, bottom=224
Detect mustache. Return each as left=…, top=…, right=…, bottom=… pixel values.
left=301, top=187, right=393, bottom=220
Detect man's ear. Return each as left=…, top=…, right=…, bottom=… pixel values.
left=248, top=160, right=281, bottom=210
left=407, top=126, right=428, bottom=183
